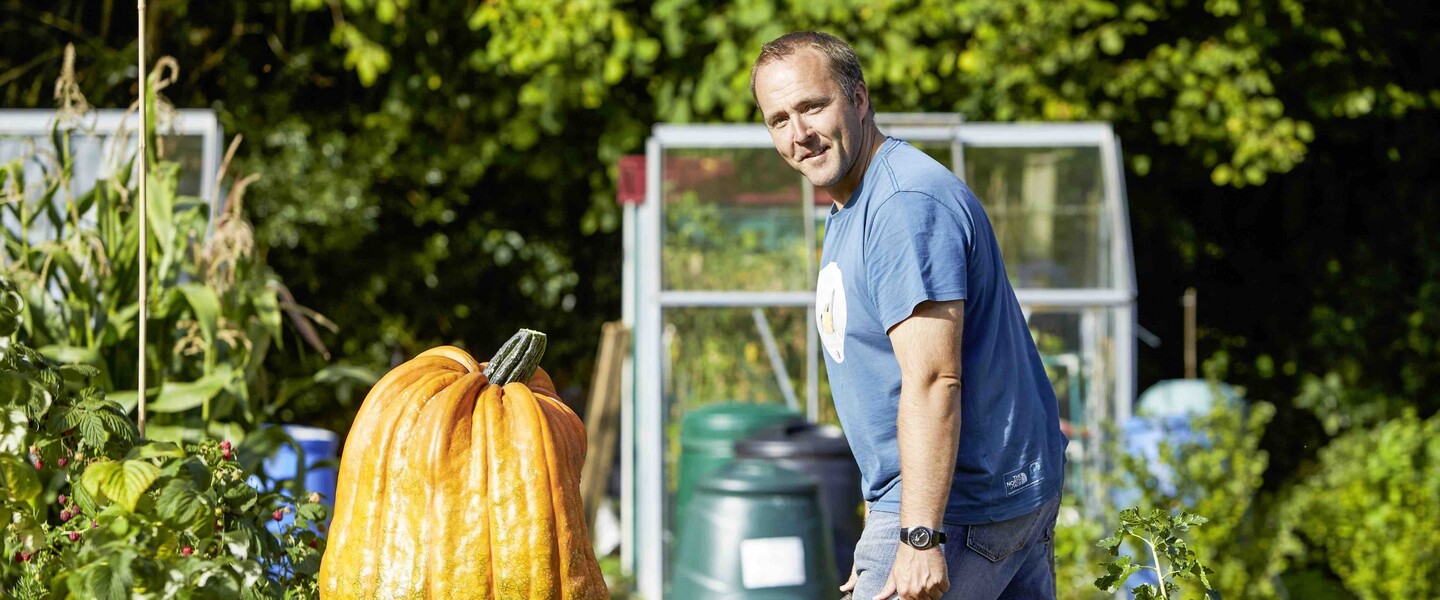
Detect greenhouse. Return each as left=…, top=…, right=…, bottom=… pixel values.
left=620, top=116, right=1138, bottom=598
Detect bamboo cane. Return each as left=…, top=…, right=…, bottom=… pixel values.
left=136, top=0, right=148, bottom=439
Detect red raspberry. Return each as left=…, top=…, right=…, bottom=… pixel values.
left=220, top=440, right=232, bottom=451
left=272, top=509, right=284, bottom=522
left=19, top=552, right=31, bottom=562
left=60, top=509, right=71, bottom=522
left=221, top=448, right=232, bottom=460
left=181, top=546, right=194, bottom=557
left=68, top=532, right=80, bottom=542
left=308, top=539, right=318, bottom=549
left=57, top=494, right=67, bottom=505
left=34, top=459, right=42, bottom=470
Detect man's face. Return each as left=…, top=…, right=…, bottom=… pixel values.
left=754, top=50, right=868, bottom=191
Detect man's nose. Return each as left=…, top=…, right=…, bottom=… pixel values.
left=790, top=115, right=815, bottom=146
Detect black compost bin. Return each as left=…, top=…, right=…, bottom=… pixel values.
left=735, top=422, right=863, bottom=578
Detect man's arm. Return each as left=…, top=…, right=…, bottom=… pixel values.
left=875, top=299, right=963, bottom=599
left=892, top=298, right=963, bottom=534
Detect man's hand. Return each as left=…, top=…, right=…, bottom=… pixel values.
left=840, top=562, right=858, bottom=597
left=873, top=545, right=949, bottom=600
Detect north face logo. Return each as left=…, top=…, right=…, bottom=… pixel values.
left=1005, top=472, right=1029, bottom=491
left=1003, top=458, right=1044, bottom=496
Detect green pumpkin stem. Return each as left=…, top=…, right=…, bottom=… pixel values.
left=484, top=328, right=547, bottom=386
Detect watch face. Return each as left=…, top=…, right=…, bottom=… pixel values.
left=908, top=528, right=931, bottom=548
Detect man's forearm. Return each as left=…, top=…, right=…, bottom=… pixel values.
left=896, top=376, right=961, bottom=529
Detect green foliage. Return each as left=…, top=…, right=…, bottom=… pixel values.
left=1053, top=498, right=1112, bottom=600
left=5, top=0, right=1434, bottom=449
left=1095, top=507, right=1219, bottom=600
left=0, top=77, right=376, bottom=438
left=0, top=278, right=139, bottom=464
left=644, top=0, right=1371, bottom=186
left=2, top=18, right=1436, bottom=600
left=1104, top=356, right=1291, bottom=599
left=1282, top=410, right=1440, bottom=600
left=599, top=554, right=637, bottom=600
left=0, top=284, right=327, bottom=598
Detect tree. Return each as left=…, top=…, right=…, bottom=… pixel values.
left=2, top=0, right=1436, bottom=449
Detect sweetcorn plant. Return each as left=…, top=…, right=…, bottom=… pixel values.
left=0, top=58, right=376, bottom=443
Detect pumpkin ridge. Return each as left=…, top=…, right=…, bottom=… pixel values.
left=496, top=383, right=555, bottom=599
left=324, top=360, right=448, bottom=596
left=417, top=344, right=482, bottom=373
left=533, top=389, right=575, bottom=599
left=535, top=389, right=606, bottom=599
left=377, top=369, right=461, bottom=596
left=422, top=370, right=487, bottom=598
left=512, top=382, right=561, bottom=600
left=465, top=381, right=498, bottom=598
left=481, top=382, right=508, bottom=600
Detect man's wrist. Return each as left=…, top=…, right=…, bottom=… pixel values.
left=900, top=525, right=947, bottom=549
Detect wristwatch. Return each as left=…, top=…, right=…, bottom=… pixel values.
left=900, top=526, right=947, bottom=550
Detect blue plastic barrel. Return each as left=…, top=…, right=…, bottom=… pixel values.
left=254, top=425, right=339, bottom=533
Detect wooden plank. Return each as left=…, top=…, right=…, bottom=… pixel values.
left=581, top=321, right=629, bottom=534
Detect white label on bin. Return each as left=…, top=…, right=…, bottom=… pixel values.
left=740, top=536, right=806, bottom=589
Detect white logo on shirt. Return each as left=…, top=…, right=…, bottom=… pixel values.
left=816, top=262, right=847, bottom=363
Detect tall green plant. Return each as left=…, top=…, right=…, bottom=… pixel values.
left=0, top=60, right=375, bottom=442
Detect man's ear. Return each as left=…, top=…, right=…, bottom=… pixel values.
left=854, top=82, right=872, bottom=121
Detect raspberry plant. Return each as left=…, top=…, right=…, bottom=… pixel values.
left=1, top=277, right=328, bottom=599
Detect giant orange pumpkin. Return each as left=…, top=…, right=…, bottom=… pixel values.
left=319, top=329, right=608, bottom=599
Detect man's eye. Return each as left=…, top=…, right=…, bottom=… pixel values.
left=806, top=104, right=823, bottom=113
left=771, top=118, right=788, bottom=128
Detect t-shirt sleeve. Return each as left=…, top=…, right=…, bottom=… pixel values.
left=865, top=191, right=971, bottom=331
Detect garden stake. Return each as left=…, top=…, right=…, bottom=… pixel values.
left=136, top=0, right=148, bottom=438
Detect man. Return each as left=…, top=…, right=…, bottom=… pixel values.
left=750, top=32, right=1069, bottom=600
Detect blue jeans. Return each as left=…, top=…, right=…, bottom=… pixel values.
left=849, top=493, right=1061, bottom=600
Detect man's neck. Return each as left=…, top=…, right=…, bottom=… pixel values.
left=825, top=124, right=887, bottom=210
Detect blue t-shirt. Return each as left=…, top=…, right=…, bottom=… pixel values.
left=815, top=137, right=1068, bottom=524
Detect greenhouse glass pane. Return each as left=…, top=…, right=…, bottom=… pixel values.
left=1028, top=309, right=1088, bottom=429
left=661, top=147, right=810, bottom=291
left=658, top=305, right=813, bottom=563
left=158, top=134, right=208, bottom=198
left=662, top=306, right=810, bottom=418
left=1024, top=305, right=1121, bottom=505
left=0, top=133, right=208, bottom=197
left=0, top=132, right=210, bottom=244
left=963, top=146, right=1111, bottom=289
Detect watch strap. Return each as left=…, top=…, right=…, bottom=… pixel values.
left=900, top=526, right=947, bottom=549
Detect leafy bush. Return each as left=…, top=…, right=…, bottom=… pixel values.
left=1, top=275, right=327, bottom=598
left=1103, top=362, right=1290, bottom=599
left=1282, top=410, right=1440, bottom=600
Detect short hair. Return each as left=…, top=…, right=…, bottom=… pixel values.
left=750, top=31, right=870, bottom=113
